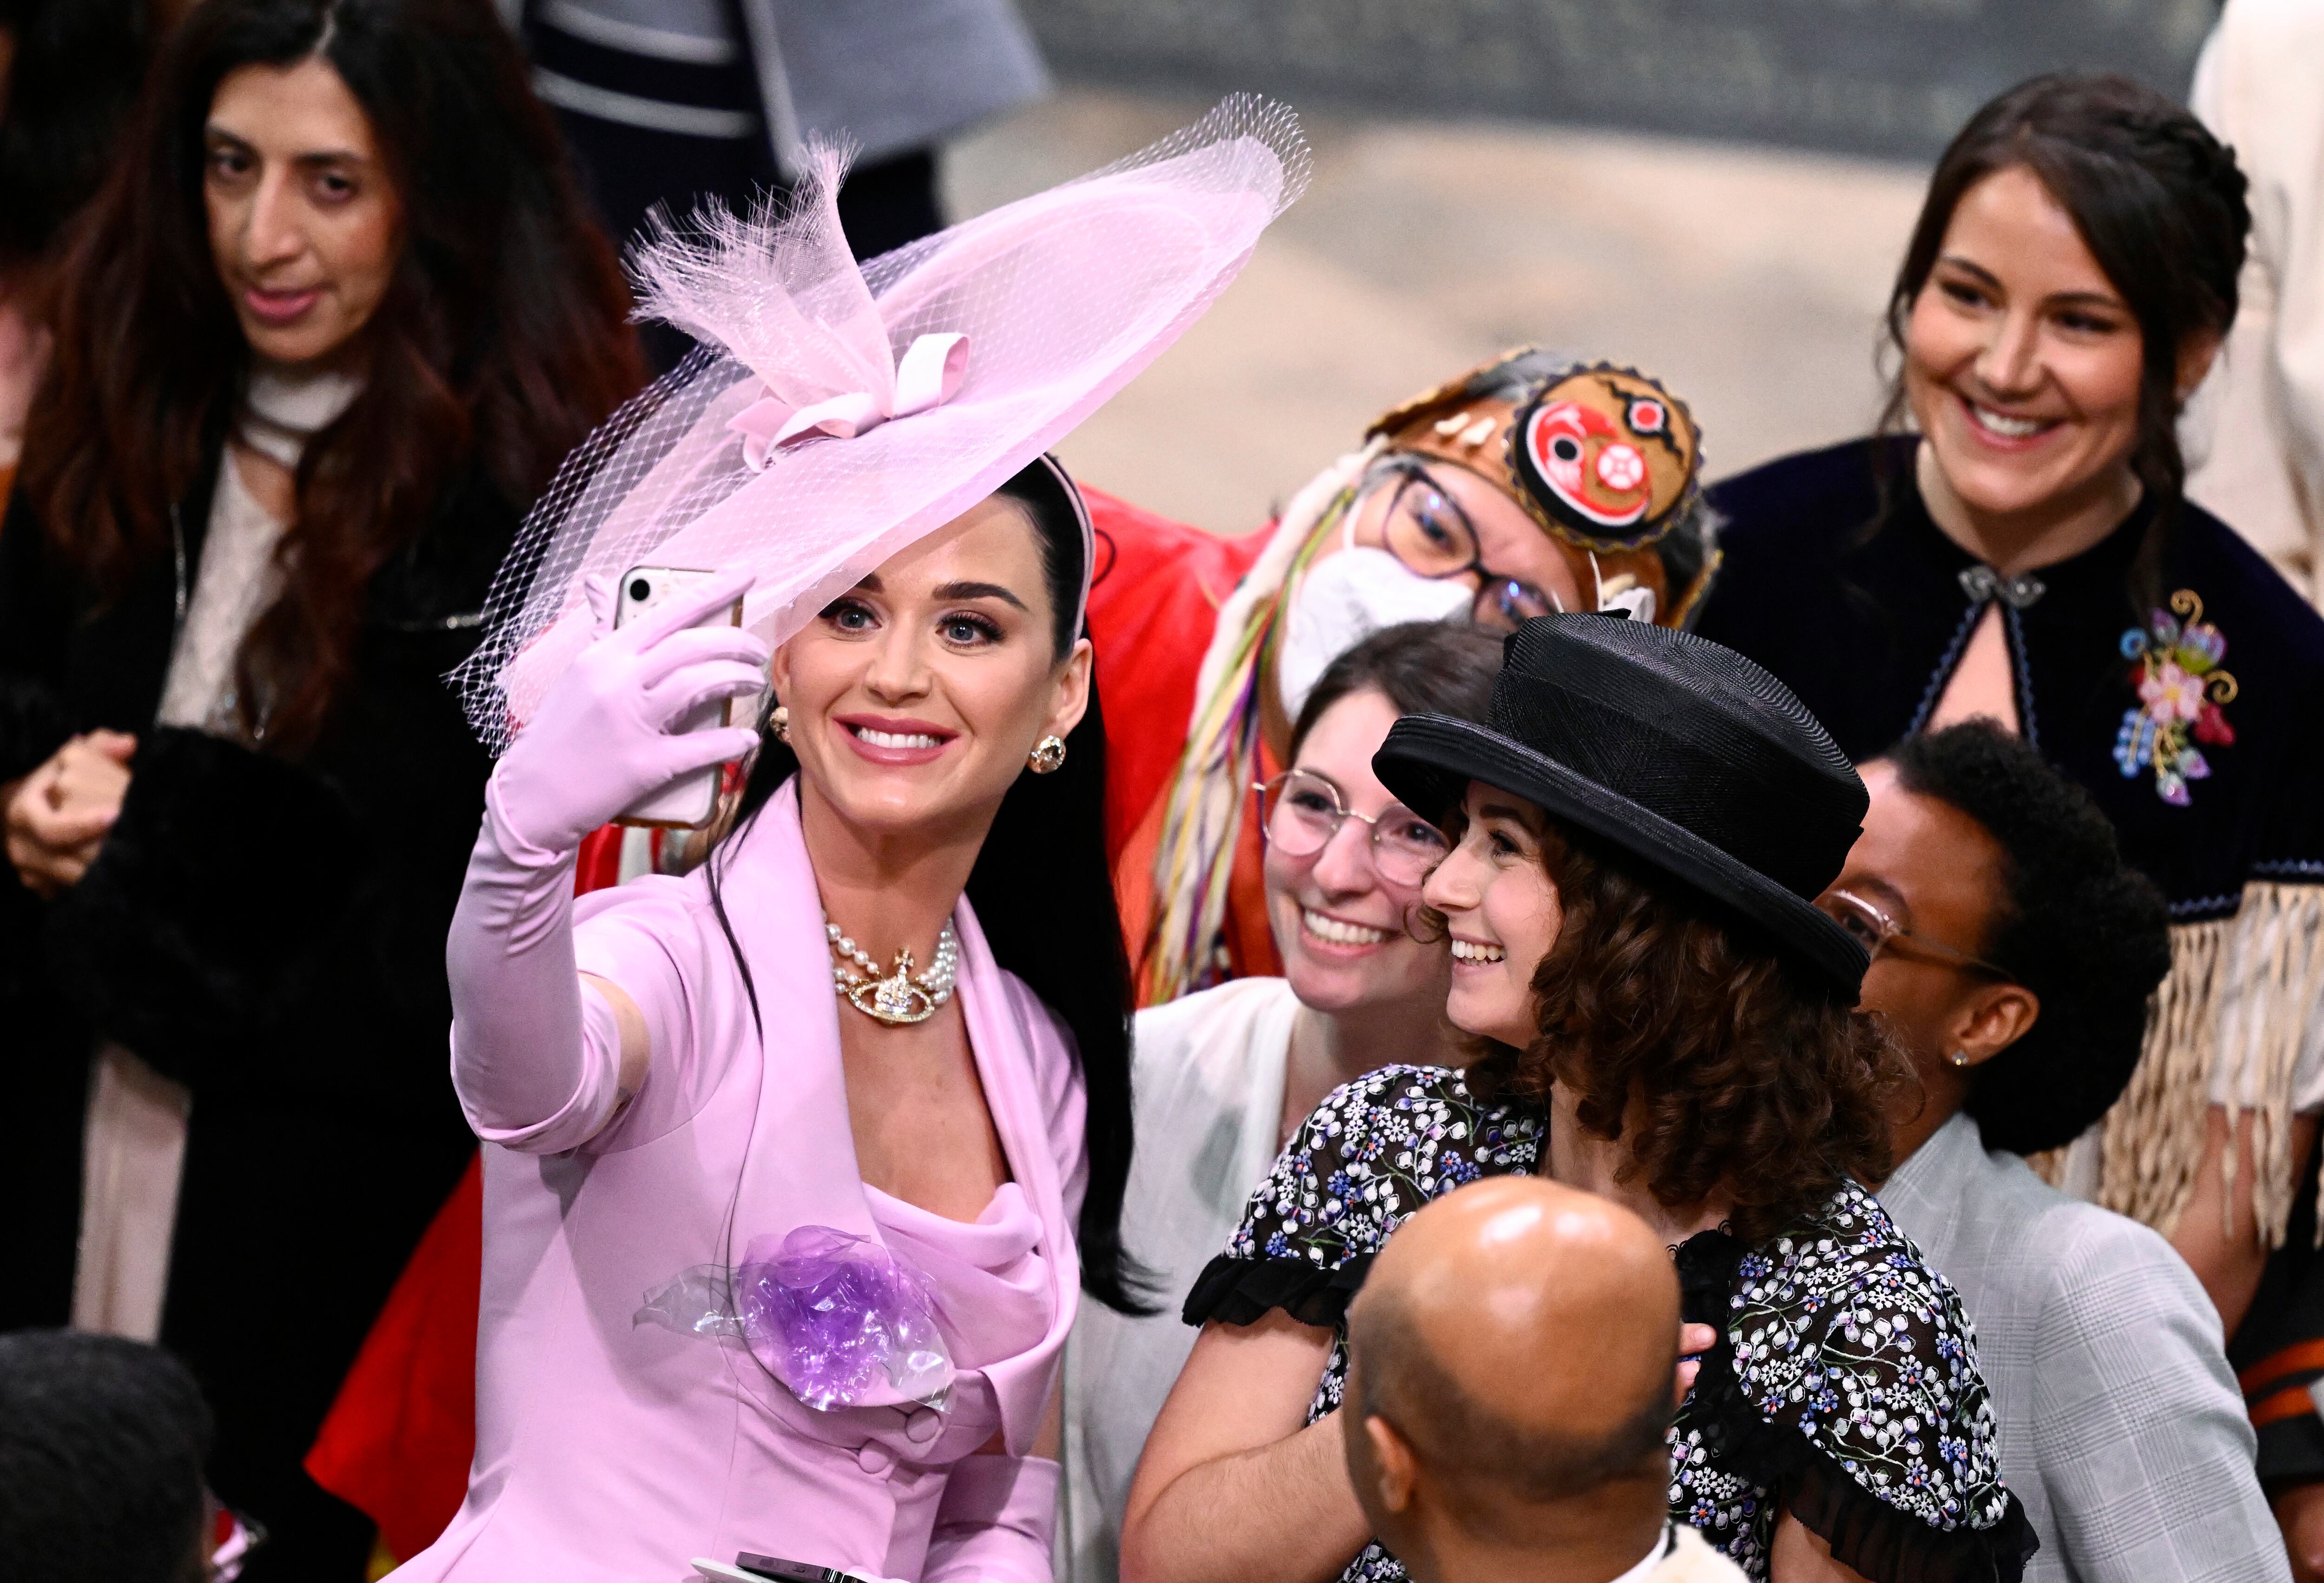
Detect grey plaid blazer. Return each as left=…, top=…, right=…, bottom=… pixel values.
left=1880, top=1113, right=2287, bottom=1583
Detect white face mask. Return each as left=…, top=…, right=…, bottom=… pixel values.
left=1276, top=547, right=1472, bottom=721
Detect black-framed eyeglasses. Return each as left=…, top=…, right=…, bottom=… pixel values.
left=1365, top=456, right=1562, bottom=630
left=1815, top=888, right=2012, bottom=979
left=1254, top=769, right=1451, bottom=888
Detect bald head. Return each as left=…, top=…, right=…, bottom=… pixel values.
left=1344, top=1178, right=1679, bottom=1558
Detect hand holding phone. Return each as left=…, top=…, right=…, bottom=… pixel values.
left=613, top=566, right=754, bottom=829
left=489, top=567, right=763, bottom=855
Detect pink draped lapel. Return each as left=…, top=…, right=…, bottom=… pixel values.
left=717, top=785, right=882, bottom=1258
left=717, top=782, right=1081, bottom=1453
left=950, top=896, right=1082, bottom=1455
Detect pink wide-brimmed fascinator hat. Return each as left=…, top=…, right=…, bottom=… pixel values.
left=456, top=95, right=1312, bottom=751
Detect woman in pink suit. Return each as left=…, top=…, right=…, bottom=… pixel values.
left=396, top=101, right=1309, bottom=1581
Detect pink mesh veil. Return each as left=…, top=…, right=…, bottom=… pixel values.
left=455, top=94, right=1311, bottom=753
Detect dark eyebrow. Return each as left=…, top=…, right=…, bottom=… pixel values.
left=2044, top=290, right=2128, bottom=314
left=1934, top=254, right=2001, bottom=288
left=203, top=123, right=367, bottom=167
left=1477, top=800, right=1539, bottom=829
left=933, top=580, right=1027, bottom=612
left=1849, top=874, right=1911, bottom=917
left=853, top=572, right=883, bottom=592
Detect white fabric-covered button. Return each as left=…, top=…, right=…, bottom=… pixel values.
left=904, top=1408, right=941, bottom=1445
left=857, top=1443, right=894, bottom=1476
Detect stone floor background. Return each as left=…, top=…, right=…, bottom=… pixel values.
left=944, top=89, right=1931, bottom=535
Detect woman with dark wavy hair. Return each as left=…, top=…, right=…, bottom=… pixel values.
left=1690, top=71, right=2324, bottom=1547
left=0, top=0, right=639, bottom=1572
left=1126, top=616, right=2034, bottom=1583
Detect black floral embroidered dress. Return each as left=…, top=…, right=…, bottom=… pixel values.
left=1182, top=1066, right=2034, bottom=1583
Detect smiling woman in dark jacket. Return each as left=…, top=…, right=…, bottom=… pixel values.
left=0, top=0, right=639, bottom=1574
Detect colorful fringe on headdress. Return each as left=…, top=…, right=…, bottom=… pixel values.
left=1136, top=440, right=1384, bottom=1005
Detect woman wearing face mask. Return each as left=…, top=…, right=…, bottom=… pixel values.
left=0, top=0, right=638, bottom=1571
left=395, top=104, right=1306, bottom=1580
left=1059, top=620, right=1499, bottom=1583
left=1690, top=73, right=2324, bottom=1522
left=1125, top=616, right=2033, bottom=1583
left=1112, top=353, right=1717, bottom=1007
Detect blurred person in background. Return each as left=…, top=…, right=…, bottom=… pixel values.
left=1059, top=621, right=1500, bottom=1583
left=1845, top=721, right=2284, bottom=1582
left=503, top=0, right=1050, bottom=369
left=1093, top=352, right=1718, bottom=1009
left=1342, top=1178, right=1747, bottom=1583
left=1693, top=74, right=2324, bottom=1564
left=2185, top=0, right=2324, bottom=608
left=0, top=1330, right=227, bottom=1583
left=0, top=0, right=147, bottom=500
left=0, top=0, right=640, bottom=1572
left=0, top=0, right=152, bottom=1334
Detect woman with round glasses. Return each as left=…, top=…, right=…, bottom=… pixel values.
left=1060, top=621, right=1501, bottom=1583
left=1833, top=722, right=2284, bottom=1583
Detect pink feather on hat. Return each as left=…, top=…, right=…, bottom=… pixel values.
left=458, top=95, right=1311, bottom=753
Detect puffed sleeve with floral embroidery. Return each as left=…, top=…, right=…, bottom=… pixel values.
left=1181, top=1064, right=1544, bottom=1333
left=1673, top=1182, right=2037, bottom=1583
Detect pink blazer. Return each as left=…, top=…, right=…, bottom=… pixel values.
left=400, top=784, right=1087, bottom=1582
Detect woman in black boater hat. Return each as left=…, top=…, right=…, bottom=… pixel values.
left=1124, top=616, right=2035, bottom=1583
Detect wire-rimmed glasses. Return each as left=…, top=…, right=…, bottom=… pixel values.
left=1814, top=888, right=2012, bottom=979
left=1254, top=769, right=1451, bottom=888
left=1367, top=456, right=1562, bottom=629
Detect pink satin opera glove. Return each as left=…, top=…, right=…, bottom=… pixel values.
left=447, top=570, right=767, bottom=1153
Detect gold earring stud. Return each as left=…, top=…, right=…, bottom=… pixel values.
left=1028, top=735, right=1067, bottom=775
left=1949, top=1049, right=1969, bottom=1068
left=771, top=705, right=790, bottom=743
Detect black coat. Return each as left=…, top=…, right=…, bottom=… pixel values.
left=0, top=444, right=512, bottom=1570
left=1695, top=436, right=2324, bottom=917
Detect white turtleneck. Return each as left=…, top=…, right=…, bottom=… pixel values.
left=151, top=360, right=361, bottom=735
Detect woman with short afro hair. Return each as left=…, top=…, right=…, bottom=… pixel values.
left=1852, top=720, right=2284, bottom=1583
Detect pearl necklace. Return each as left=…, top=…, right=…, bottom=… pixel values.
left=828, top=920, right=959, bottom=1026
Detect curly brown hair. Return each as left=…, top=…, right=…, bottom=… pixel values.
left=1460, top=819, right=1908, bottom=1245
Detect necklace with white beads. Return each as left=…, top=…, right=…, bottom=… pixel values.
left=828, top=919, right=959, bottom=1026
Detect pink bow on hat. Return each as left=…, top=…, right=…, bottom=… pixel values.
left=727, top=331, right=971, bottom=471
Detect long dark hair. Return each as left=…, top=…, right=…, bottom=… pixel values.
left=709, top=461, right=1146, bottom=1313
left=22, top=0, right=642, bottom=752
left=0, top=0, right=148, bottom=270
left=1877, top=73, right=2249, bottom=605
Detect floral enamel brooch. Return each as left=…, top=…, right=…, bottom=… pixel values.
left=2113, top=589, right=2237, bottom=806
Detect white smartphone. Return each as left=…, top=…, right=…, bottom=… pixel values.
left=613, top=565, right=749, bottom=829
